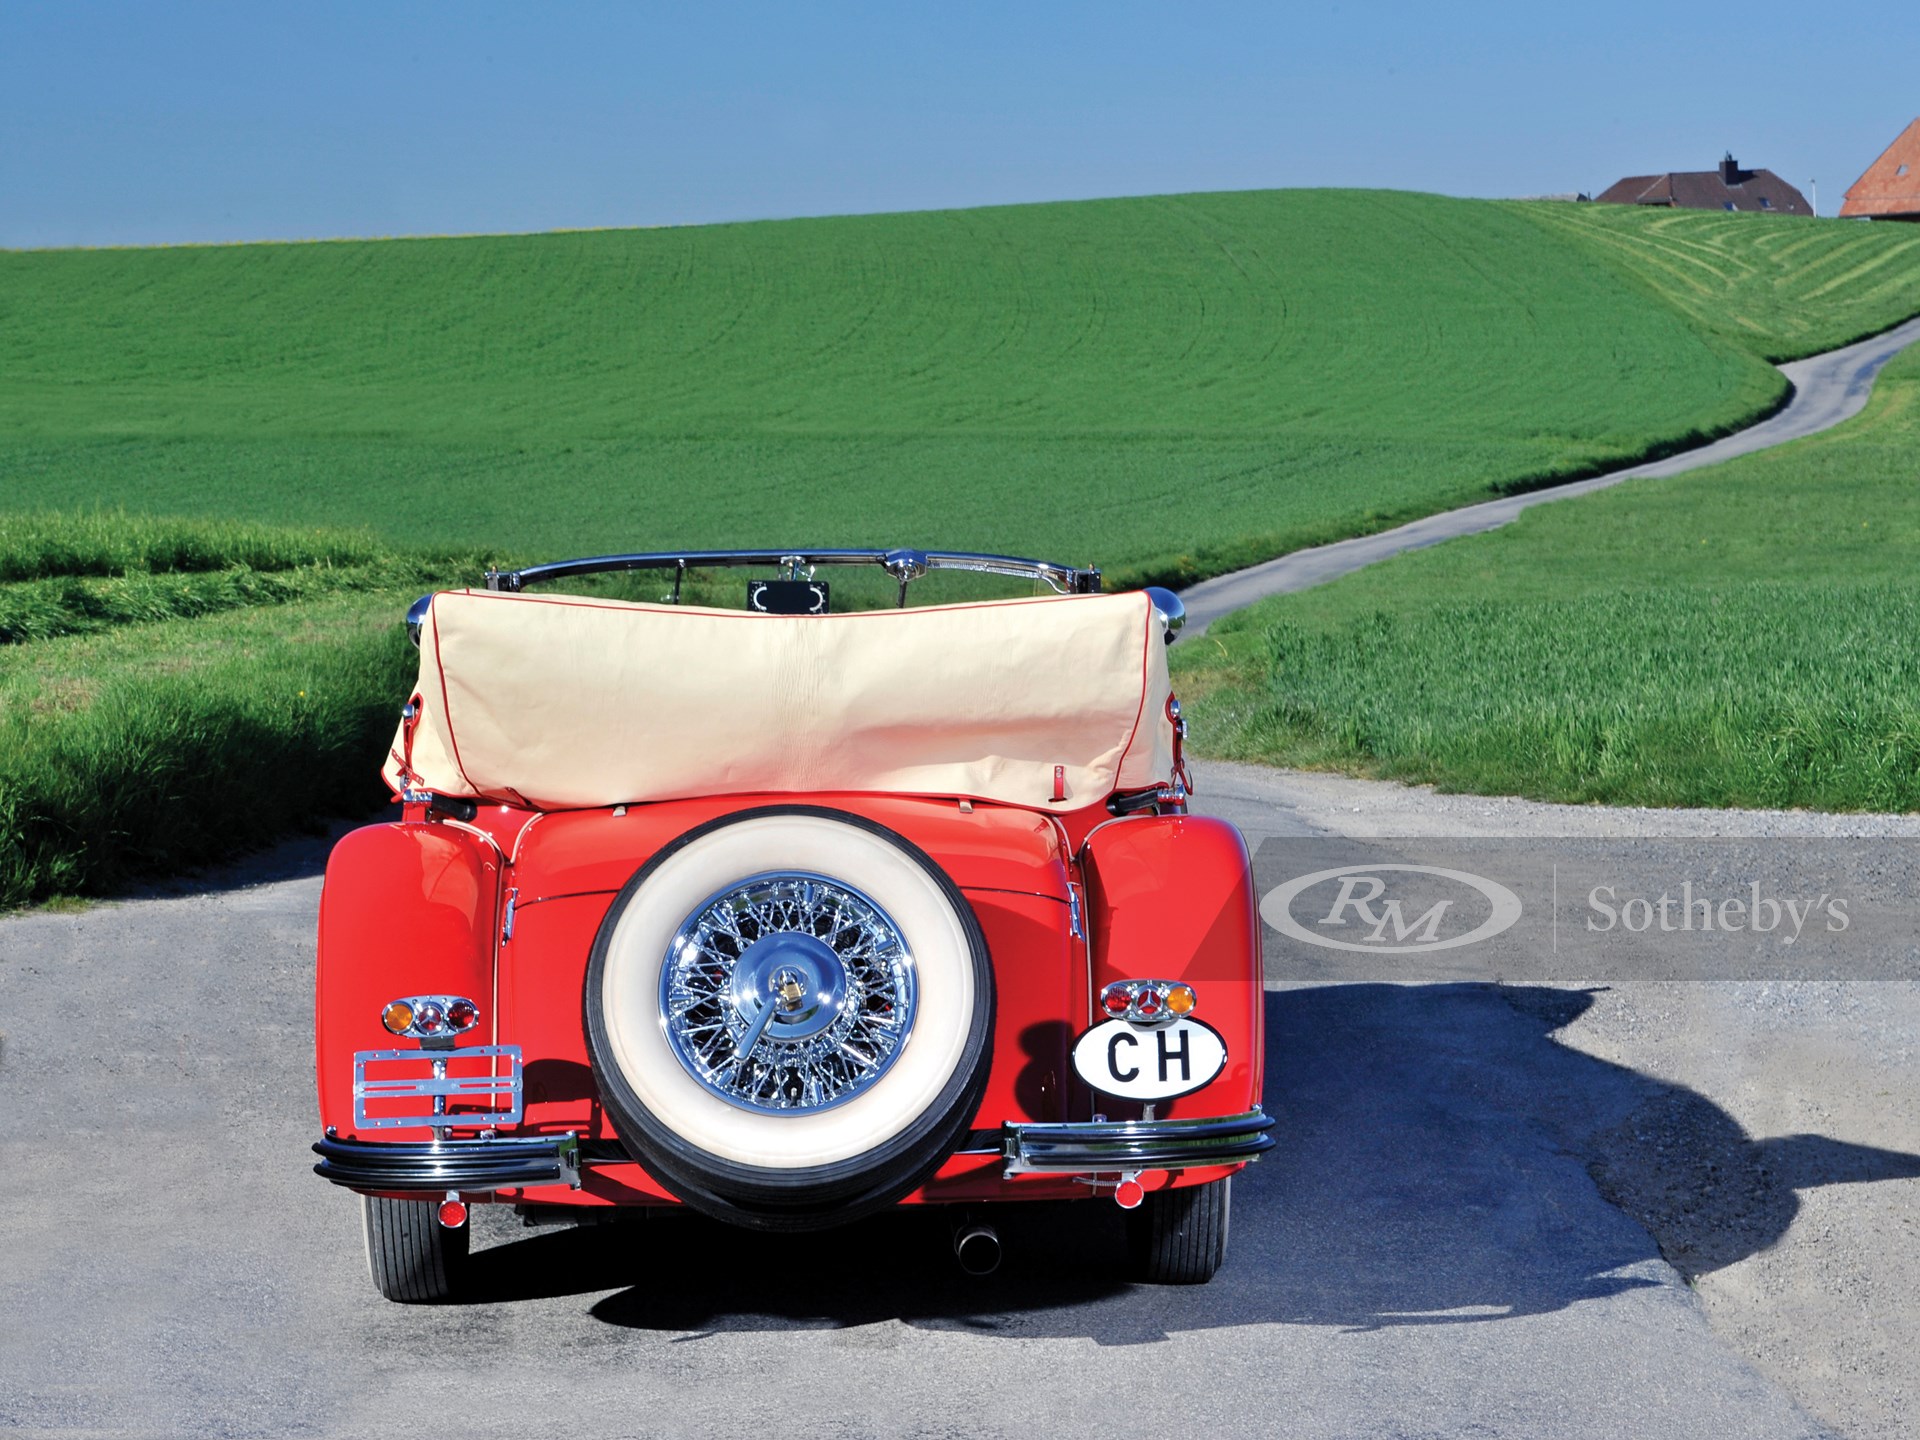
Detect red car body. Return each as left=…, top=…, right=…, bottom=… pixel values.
left=311, top=549, right=1270, bottom=1297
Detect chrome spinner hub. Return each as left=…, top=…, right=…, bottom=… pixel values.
left=729, top=933, right=848, bottom=1043
left=661, top=872, right=917, bottom=1114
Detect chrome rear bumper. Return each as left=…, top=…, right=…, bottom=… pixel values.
left=1002, top=1108, right=1275, bottom=1175
left=313, top=1131, right=580, bottom=1192
left=313, top=1107, right=1274, bottom=1195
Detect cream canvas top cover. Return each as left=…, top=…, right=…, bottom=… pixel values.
left=385, top=589, right=1175, bottom=812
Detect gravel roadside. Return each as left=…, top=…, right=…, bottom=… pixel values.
left=1199, top=761, right=1920, bottom=1440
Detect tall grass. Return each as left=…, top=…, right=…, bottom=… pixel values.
left=1193, top=585, right=1920, bottom=810
left=0, top=510, right=395, bottom=580
left=0, top=516, right=476, bottom=906
left=0, top=593, right=419, bottom=907
left=0, top=557, right=450, bottom=645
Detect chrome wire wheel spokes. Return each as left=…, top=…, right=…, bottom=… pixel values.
left=660, top=872, right=917, bottom=1113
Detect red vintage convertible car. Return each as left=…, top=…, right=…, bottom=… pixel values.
left=312, top=548, right=1272, bottom=1301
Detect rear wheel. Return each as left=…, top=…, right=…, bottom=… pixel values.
left=1126, top=1175, right=1232, bottom=1284
left=362, top=1195, right=466, bottom=1302
left=585, top=806, right=995, bottom=1231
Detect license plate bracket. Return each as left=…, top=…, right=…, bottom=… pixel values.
left=352, top=1045, right=524, bottom=1130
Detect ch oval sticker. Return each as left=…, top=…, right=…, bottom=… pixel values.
left=1071, top=1017, right=1228, bottom=1102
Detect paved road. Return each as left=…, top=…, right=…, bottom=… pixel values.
left=1179, top=315, right=1920, bottom=635
left=0, top=810, right=1838, bottom=1440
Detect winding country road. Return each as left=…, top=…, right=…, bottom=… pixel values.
left=1180, top=314, right=1920, bottom=635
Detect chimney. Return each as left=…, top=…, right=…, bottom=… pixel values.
left=1720, top=152, right=1741, bottom=185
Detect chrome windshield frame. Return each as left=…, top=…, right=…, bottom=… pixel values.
left=483, top=548, right=1101, bottom=605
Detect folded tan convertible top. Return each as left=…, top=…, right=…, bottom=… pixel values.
left=384, top=589, right=1174, bottom=811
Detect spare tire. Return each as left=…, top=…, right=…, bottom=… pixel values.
left=584, top=805, right=995, bottom=1230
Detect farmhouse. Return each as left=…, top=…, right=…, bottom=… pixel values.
left=1840, top=118, right=1920, bottom=220
left=1596, top=154, right=1811, bottom=215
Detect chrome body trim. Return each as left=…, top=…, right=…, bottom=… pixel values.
left=313, top=1132, right=581, bottom=1192
left=481, top=548, right=1102, bottom=599
left=352, top=1045, right=524, bottom=1131
left=1001, top=1108, right=1275, bottom=1175
left=1076, top=809, right=1161, bottom=855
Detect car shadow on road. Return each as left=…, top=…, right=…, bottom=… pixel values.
left=113, top=813, right=375, bottom=901
left=455, top=984, right=1920, bottom=1344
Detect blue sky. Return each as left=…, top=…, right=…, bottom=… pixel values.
left=2, top=1, right=1914, bottom=248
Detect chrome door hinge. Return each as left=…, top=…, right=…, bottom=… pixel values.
left=501, top=887, right=518, bottom=944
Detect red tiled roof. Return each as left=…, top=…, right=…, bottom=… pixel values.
left=1841, top=118, right=1920, bottom=219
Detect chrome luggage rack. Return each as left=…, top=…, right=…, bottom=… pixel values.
left=482, top=548, right=1103, bottom=608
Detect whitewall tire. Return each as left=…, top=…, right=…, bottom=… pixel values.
left=584, top=806, right=994, bottom=1230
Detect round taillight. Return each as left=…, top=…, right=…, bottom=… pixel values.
left=381, top=1001, right=415, bottom=1035
left=1102, top=987, right=1131, bottom=1016
left=1166, top=984, right=1196, bottom=1016
left=447, top=999, right=479, bottom=1032
left=413, top=1001, right=446, bottom=1035
left=1135, top=989, right=1161, bottom=1016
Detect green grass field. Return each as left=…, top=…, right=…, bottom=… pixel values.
left=5, top=188, right=1919, bottom=902
left=1176, top=344, right=1920, bottom=811
left=8, top=190, right=1916, bottom=588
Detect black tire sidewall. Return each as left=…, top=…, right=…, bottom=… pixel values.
left=583, top=805, right=995, bottom=1229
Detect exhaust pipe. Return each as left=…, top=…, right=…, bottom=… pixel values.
left=952, top=1219, right=1002, bottom=1277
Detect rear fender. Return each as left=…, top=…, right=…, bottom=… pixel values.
left=315, top=821, right=504, bottom=1136
left=1079, top=815, right=1263, bottom=1118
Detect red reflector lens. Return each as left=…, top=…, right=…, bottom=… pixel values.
left=438, top=1199, right=468, bottom=1229
left=1135, top=990, right=1160, bottom=1015
left=414, top=1002, right=446, bottom=1034
left=1114, top=1179, right=1145, bottom=1210
left=447, top=999, right=479, bottom=1031
left=1102, top=988, right=1130, bottom=1015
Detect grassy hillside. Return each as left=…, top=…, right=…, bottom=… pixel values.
left=1176, top=344, right=1920, bottom=811
left=13, top=189, right=1913, bottom=587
